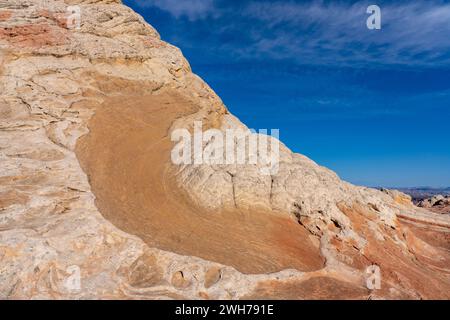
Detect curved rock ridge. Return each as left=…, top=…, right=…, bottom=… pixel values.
left=0, top=0, right=449, bottom=299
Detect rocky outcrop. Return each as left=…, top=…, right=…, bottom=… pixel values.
left=417, top=195, right=450, bottom=215
left=1, top=0, right=449, bottom=299
left=380, top=188, right=413, bottom=207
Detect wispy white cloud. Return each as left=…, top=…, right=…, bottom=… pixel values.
left=134, top=0, right=215, bottom=21
left=131, top=0, right=450, bottom=68
left=237, top=1, right=450, bottom=67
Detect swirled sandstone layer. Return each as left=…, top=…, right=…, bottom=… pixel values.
left=1, top=0, right=449, bottom=299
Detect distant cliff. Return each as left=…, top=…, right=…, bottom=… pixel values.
left=397, top=187, right=450, bottom=201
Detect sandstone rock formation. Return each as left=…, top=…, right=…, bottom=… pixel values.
left=417, top=195, right=450, bottom=215
left=1, top=0, right=449, bottom=299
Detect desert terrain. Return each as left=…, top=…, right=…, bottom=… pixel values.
left=0, top=0, right=449, bottom=299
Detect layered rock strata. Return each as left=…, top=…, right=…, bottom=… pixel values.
left=0, top=0, right=449, bottom=299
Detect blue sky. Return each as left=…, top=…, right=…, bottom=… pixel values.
left=124, top=0, right=450, bottom=187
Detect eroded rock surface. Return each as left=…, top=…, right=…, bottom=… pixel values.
left=1, top=0, right=449, bottom=299
left=417, top=195, right=450, bottom=215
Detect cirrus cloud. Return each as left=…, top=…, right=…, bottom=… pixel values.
left=238, top=1, right=450, bottom=68
left=133, top=0, right=216, bottom=21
